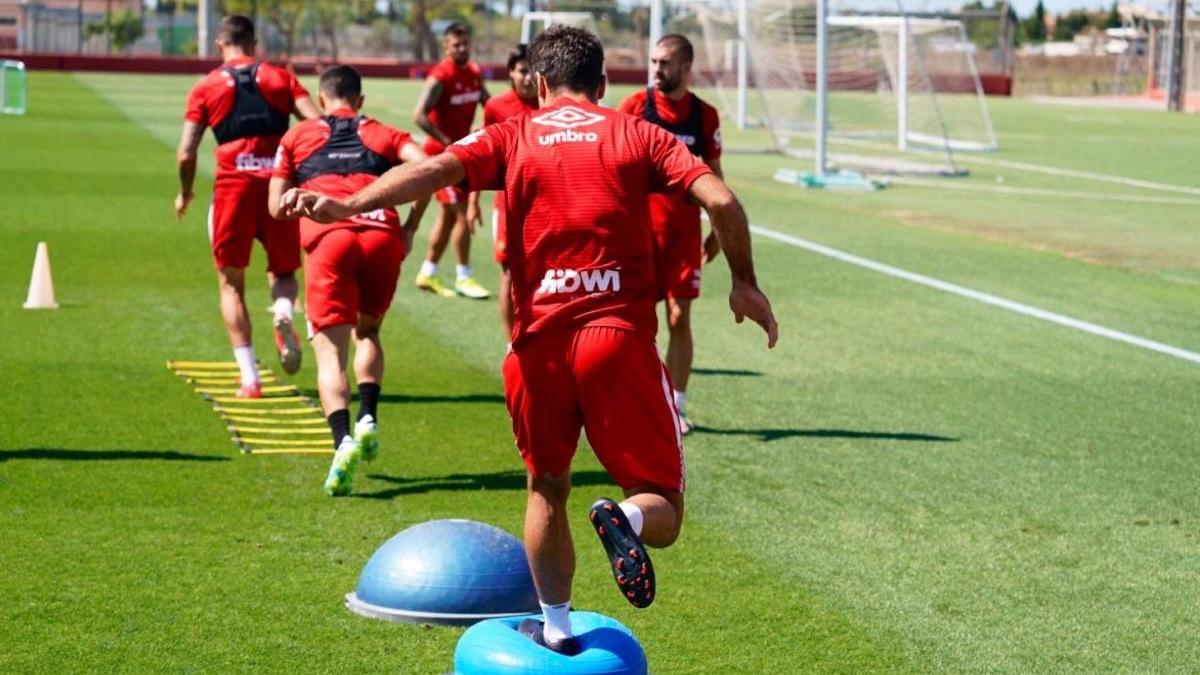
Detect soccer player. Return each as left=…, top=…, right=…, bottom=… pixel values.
left=280, top=26, right=778, bottom=653
left=468, top=43, right=538, bottom=340
left=618, top=34, right=723, bottom=435
left=175, top=15, right=321, bottom=397
left=411, top=22, right=491, bottom=300
left=268, top=66, right=430, bottom=496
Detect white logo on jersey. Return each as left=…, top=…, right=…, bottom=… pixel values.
left=537, top=268, right=622, bottom=295
left=675, top=133, right=697, bottom=146
left=353, top=208, right=390, bottom=224
left=449, top=90, right=482, bottom=106
left=538, top=130, right=599, bottom=146
left=235, top=153, right=276, bottom=171
left=453, top=129, right=486, bottom=147
left=531, top=106, right=606, bottom=130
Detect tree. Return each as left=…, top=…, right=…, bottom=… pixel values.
left=1023, top=0, right=1046, bottom=43
left=86, top=8, right=144, bottom=53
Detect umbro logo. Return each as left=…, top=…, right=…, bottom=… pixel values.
left=531, top=106, right=605, bottom=130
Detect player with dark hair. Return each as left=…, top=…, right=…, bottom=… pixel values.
left=468, top=43, right=538, bottom=340
left=411, top=21, right=492, bottom=300
left=618, top=33, right=724, bottom=435
left=175, top=15, right=321, bottom=397
left=279, top=25, right=777, bottom=653
left=267, top=65, right=429, bottom=496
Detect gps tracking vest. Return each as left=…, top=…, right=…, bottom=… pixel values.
left=296, top=116, right=392, bottom=185
left=641, top=87, right=706, bottom=157
left=211, top=62, right=289, bottom=144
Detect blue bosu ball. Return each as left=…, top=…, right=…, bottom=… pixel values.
left=344, top=519, right=539, bottom=626
left=454, top=611, right=648, bottom=675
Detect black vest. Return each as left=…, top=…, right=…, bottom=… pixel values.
left=296, top=115, right=393, bottom=185
left=211, top=62, right=290, bottom=144
left=642, top=87, right=706, bottom=157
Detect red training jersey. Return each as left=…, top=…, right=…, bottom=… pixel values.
left=482, top=89, right=539, bottom=253
left=447, top=98, right=712, bottom=342
left=617, top=89, right=721, bottom=234
left=423, top=58, right=484, bottom=156
left=184, top=56, right=309, bottom=185
left=273, top=108, right=415, bottom=248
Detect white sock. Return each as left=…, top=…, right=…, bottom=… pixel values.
left=455, top=264, right=472, bottom=280
left=673, top=390, right=687, bottom=413
left=272, top=297, right=294, bottom=323
left=233, top=345, right=259, bottom=385
left=419, top=260, right=438, bottom=277
left=539, top=600, right=572, bottom=642
left=619, top=501, right=644, bottom=536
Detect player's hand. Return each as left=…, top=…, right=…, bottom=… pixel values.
left=466, top=201, right=483, bottom=230
left=174, top=191, right=193, bottom=220
left=280, top=188, right=353, bottom=223
left=400, top=224, right=417, bottom=261
left=703, top=231, right=722, bottom=264
left=729, top=279, right=779, bottom=349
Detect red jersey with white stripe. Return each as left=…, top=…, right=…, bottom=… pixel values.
left=617, top=88, right=721, bottom=234
left=184, top=56, right=309, bottom=185
left=447, top=98, right=712, bottom=341
left=273, top=109, right=414, bottom=248
left=482, top=89, right=538, bottom=263
left=423, top=58, right=484, bottom=155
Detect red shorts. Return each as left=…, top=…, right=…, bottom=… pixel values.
left=437, top=185, right=468, bottom=206
left=492, top=202, right=507, bottom=266
left=304, top=226, right=404, bottom=332
left=653, top=225, right=702, bottom=301
left=207, top=179, right=300, bottom=274
left=503, top=325, right=685, bottom=493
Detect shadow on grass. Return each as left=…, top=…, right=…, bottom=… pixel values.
left=0, top=448, right=230, bottom=462
left=691, top=426, right=958, bottom=443
left=691, top=367, right=763, bottom=377
left=354, top=469, right=614, bottom=500
left=299, top=390, right=505, bottom=405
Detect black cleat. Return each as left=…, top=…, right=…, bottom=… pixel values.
left=517, top=618, right=581, bottom=656
left=588, top=497, right=656, bottom=608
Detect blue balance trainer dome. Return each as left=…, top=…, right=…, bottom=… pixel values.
left=344, top=519, right=539, bottom=626
left=455, top=611, right=648, bottom=675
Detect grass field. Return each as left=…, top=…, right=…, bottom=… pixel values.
left=1, top=72, right=1198, bottom=673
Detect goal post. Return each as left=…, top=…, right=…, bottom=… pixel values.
left=2, top=60, right=27, bottom=116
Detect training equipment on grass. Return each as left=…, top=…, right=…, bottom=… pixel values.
left=1, top=60, right=26, bottom=116
left=165, top=360, right=329, bottom=455
left=345, top=519, right=539, bottom=626
left=23, top=242, right=58, bottom=309
left=454, top=611, right=647, bottom=675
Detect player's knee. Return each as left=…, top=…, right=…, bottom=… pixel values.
left=528, top=470, right=571, bottom=504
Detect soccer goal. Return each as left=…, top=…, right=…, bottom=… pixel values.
left=649, top=0, right=998, bottom=178
left=2, top=60, right=27, bottom=116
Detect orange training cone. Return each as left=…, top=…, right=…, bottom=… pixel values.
left=23, top=242, right=59, bottom=310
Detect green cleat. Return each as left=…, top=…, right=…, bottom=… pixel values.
left=323, top=436, right=362, bottom=497
left=455, top=276, right=491, bottom=300
left=415, top=273, right=456, bottom=298
left=355, top=415, right=379, bottom=463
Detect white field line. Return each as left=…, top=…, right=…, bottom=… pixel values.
left=889, top=176, right=1200, bottom=207
left=750, top=225, right=1200, bottom=366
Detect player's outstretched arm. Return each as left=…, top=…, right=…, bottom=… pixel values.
left=398, top=142, right=434, bottom=253
left=687, top=173, right=779, bottom=349
left=293, top=95, right=322, bottom=121
left=174, top=121, right=205, bottom=220
left=280, top=153, right=466, bottom=224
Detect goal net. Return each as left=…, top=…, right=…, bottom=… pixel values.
left=656, top=0, right=998, bottom=174
left=2, top=60, right=27, bottom=116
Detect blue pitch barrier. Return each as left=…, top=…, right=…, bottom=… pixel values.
left=455, top=611, right=648, bottom=675
left=344, top=519, right=540, bottom=626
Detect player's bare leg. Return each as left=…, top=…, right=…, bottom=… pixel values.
left=312, top=324, right=361, bottom=496
left=620, top=488, right=684, bottom=548
left=217, top=266, right=260, bottom=398
left=587, top=487, right=680, bottom=610
left=415, top=204, right=456, bottom=297
left=664, top=297, right=695, bottom=433
left=498, top=267, right=514, bottom=342
left=352, top=313, right=385, bottom=462
left=267, top=271, right=302, bottom=374
left=521, top=468, right=580, bottom=654
left=449, top=202, right=490, bottom=299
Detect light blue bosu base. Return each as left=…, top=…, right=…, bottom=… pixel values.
left=455, top=611, right=648, bottom=675
left=344, top=519, right=539, bottom=626
left=774, top=167, right=883, bottom=191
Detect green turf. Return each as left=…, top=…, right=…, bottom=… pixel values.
left=1, top=71, right=1197, bottom=673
